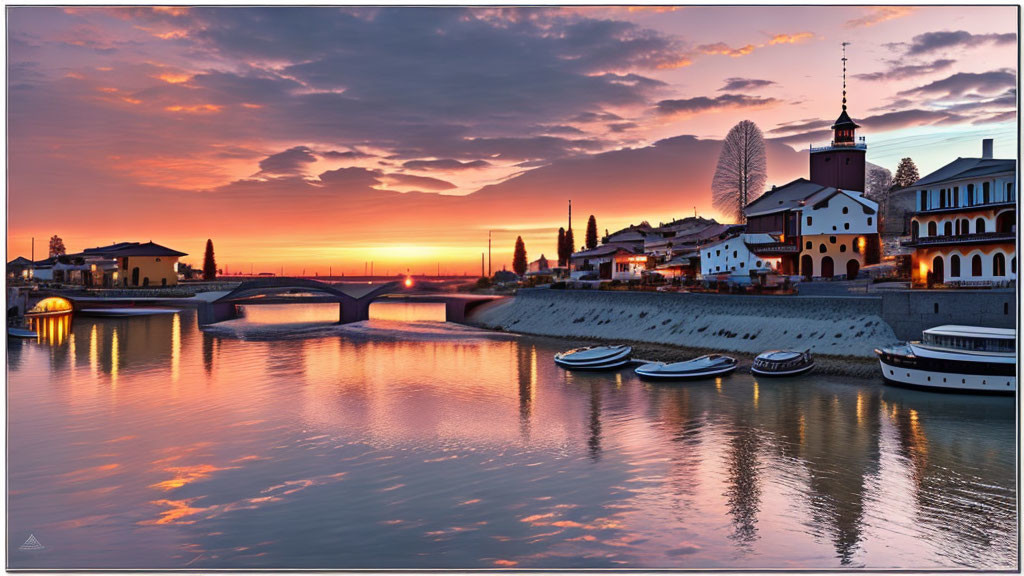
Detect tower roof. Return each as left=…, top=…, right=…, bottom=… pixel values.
left=831, top=109, right=860, bottom=130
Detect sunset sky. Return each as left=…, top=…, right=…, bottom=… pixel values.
left=6, top=5, right=1018, bottom=275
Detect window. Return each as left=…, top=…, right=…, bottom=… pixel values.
left=716, top=266, right=721, bottom=272
left=961, top=218, right=970, bottom=234
left=912, top=221, right=920, bottom=239
left=867, top=217, right=872, bottom=226
left=939, top=189, right=946, bottom=208
left=756, top=260, right=762, bottom=267
left=805, top=241, right=812, bottom=249
left=852, top=240, right=860, bottom=253
left=967, top=183, right=975, bottom=205
left=951, top=254, right=960, bottom=277
left=844, top=223, right=850, bottom=230
left=739, top=262, right=745, bottom=268
left=840, top=244, right=847, bottom=253
left=819, top=244, right=826, bottom=253
left=927, top=221, right=937, bottom=236
left=842, top=206, right=849, bottom=214
left=943, top=221, right=952, bottom=236
left=972, top=254, right=982, bottom=276
left=1008, top=182, right=1015, bottom=201
left=976, top=218, right=986, bottom=234
left=994, top=253, right=1006, bottom=276
left=1013, top=257, right=1017, bottom=275
left=829, top=236, right=836, bottom=244
left=155, top=257, right=162, bottom=262
left=716, top=250, right=720, bottom=256
left=733, top=251, right=737, bottom=258
left=983, top=181, right=990, bottom=204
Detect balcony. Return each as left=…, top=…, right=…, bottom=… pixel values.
left=912, top=200, right=1015, bottom=216
left=809, top=137, right=867, bottom=153
left=902, top=232, right=1016, bottom=248
left=744, top=241, right=801, bottom=254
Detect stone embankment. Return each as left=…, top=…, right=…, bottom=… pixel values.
left=469, top=289, right=896, bottom=359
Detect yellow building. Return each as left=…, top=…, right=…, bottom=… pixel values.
left=105, top=242, right=187, bottom=287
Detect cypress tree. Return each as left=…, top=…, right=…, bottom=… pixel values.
left=512, top=236, right=527, bottom=276
left=585, top=215, right=598, bottom=249
left=557, top=227, right=567, bottom=266
left=203, top=239, right=217, bottom=280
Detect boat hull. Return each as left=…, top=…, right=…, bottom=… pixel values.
left=751, top=363, right=814, bottom=377
left=555, top=358, right=632, bottom=371
left=7, top=328, right=38, bottom=339
left=635, top=364, right=737, bottom=381
left=877, top=357, right=1015, bottom=395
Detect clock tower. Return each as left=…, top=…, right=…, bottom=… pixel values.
left=809, top=42, right=866, bottom=192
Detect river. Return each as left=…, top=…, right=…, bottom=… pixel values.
left=6, top=304, right=1017, bottom=569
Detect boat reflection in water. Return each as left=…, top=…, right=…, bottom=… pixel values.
left=6, top=306, right=1017, bottom=570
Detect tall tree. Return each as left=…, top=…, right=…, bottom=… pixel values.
left=48, top=235, right=66, bottom=258
left=711, top=120, right=767, bottom=223
left=564, top=227, right=576, bottom=255
left=557, top=227, right=567, bottom=266
left=585, top=215, right=598, bottom=249
left=512, top=236, right=527, bottom=276
left=893, top=157, right=920, bottom=189
left=203, top=239, right=217, bottom=280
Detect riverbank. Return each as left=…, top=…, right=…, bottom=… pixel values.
left=466, top=289, right=900, bottom=378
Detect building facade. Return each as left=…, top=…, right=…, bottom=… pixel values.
left=902, top=140, right=1016, bottom=287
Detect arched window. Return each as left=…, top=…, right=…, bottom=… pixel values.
left=852, top=240, right=860, bottom=253
left=960, top=218, right=970, bottom=234
left=927, top=221, right=937, bottom=236
left=950, top=254, right=961, bottom=277
left=805, top=241, right=812, bottom=249
left=732, top=251, right=737, bottom=258
left=975, top=218, right=986, bottom=234
left=842, top=206, right=849, bottom=214
left=943, top=221, right=952, bottom=236
left=912, top=221, right=920, bottom=239
left=994, top=253, right=1006, bottom=276
left=972, top=254, right=983, bottom=276
left=844, top=222, right=850, bottom=230
left=819, top=244, right=826, bottom=253
left=840, top=244, right=847, bottom=253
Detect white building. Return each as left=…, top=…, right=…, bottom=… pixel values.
left=699, top=233, right=782, bottom=280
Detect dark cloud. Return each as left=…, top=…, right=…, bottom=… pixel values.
left=382, top=173, right=457, bottom=191
left=321, top=149, right=374, bottom=160
left=898, top=70, right=1016, bottom=98
left=258, top=146, right=317, bottom=175
left=718, top=77, right=775, bottom=91
left=401, top=159, right=492, bottom=171
left=897, top=30, right=1016, bottom=55
left=538, top=124, right=587, bottom=135
left=768, top=118, right=829, bottom=135
left=608, top=122, right=639, bottom=133
left=855, top=59, right=955, bottom=81
left=656, top=93, right=778, bottom=116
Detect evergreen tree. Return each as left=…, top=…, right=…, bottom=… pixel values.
left=893, top=157, right=920, bottom=189
left=557, top=227, right=568, bottom=266
left=203, top=239, right=217, bottom=281
left=585, top=215, right=598, bottom=249
left=512, top=236, right=527, bottom=276
left=564, top=227, right=576, bottom=255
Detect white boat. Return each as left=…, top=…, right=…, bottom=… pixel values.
left=554, top=345, right=632, bottom=370
left=7, top=327, right=38, bottom=339
left=635, top=354, right=737, bottom=380
left=875, top=325, right=1015, bottom=395
left=751, top=350, right=814, bottom=377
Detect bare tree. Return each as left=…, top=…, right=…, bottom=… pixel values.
left=712, top=120, right=767, bottom=223
left=48, top=235, right=66, bottom=258
left=865, top=166, right=893, bottom=201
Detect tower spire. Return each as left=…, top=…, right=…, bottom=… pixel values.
left=841, top=41, right=850, bottom=111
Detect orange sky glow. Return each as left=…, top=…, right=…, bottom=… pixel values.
left=6, top=6, right=1018, bottom=275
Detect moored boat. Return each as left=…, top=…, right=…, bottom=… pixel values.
left=7, top=327, right=38, bottom=339
left=634, top=354, right=737, bottom=380
left=554, top=345, right=632, bottom=370
left=875, top=325, right=1015, bottom=395
left=751, top=350, right=814, bottom=377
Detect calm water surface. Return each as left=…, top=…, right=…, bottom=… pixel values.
left=7, top=304, right=1018, bottom=569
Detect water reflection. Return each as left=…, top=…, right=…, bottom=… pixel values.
left=5, top=307, right=1017, bottom=570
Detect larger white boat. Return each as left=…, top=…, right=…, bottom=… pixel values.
left=875, top=325, right=1016, bottom=395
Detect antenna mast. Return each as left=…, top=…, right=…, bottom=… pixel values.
left=841, top=41, right=851, bottom=111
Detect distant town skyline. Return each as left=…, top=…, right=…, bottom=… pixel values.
left=7, top=5, right=1018, bottom=274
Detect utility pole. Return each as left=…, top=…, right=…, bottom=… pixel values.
left=488, top=231, right=492, bottom=277
left=31, top=237, right=34, bottom=263
left=568, top=199, right=572, bottom=230
left=481, top=253, right=485, bottom=277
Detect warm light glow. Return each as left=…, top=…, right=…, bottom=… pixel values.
left=404, top=277, right=413, bottom=288
left=918, top=261, right=929, bottom=281
left=27, top=297, right=73, bottom=315
left=857, top=237, right=867, bottom=253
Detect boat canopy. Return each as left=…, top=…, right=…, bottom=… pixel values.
left=923, top=325, right=1015, bottom=339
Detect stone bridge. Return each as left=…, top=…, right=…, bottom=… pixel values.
left=197, top=277, right=402, bottom=325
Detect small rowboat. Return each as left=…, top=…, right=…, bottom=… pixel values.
left=7, top=327, right=38, bottom=339
left=634, top=354, right=737, bottom=380
left=751, top=350, right=814, bottom=377
left=554, top=345, right=632, bottom=370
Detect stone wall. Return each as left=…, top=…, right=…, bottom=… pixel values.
left=880, top=290, right=1016, bottom=339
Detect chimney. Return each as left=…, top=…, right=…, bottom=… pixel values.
left=982, top=138, right=993, bottom=159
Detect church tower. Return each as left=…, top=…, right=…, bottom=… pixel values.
left=809, top=42, right=866, bottom=192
